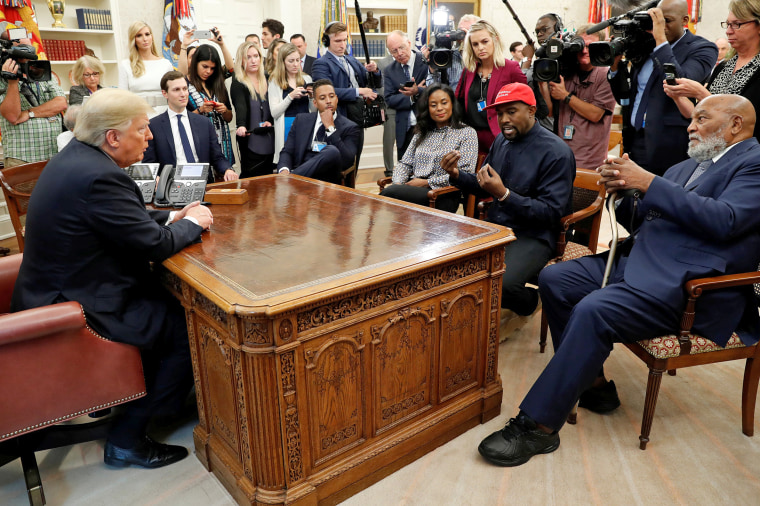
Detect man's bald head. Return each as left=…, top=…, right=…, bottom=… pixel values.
left=687, top=94, right=756, bottom=161
left=658, top=0, right=689, bottom=43
left=659, top=0, right=688, bottom=18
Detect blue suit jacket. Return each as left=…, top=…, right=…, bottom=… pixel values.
left=383, top=53, right=429, bottom=152
left=11, top=139, right=203, bottom=348
left=276, top=112, right=360, bottom=173
left=616, top=138, right=760, bottom=346
left=143, top=110, right=231, bottom=178
left=609, top=30, right=717, bottom=175
left=311, top=51, right=381, bottom=117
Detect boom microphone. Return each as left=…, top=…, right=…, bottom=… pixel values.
left=587, top=0, right=658, bottom=35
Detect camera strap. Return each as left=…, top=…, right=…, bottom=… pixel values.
left=19, top=81, right=39, bottom=107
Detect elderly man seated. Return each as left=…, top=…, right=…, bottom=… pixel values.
left=477, top=94, right=760, bottom=467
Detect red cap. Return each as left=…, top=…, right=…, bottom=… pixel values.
left=484, top=83, right=536, bottom=109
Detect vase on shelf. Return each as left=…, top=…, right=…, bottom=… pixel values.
left=48, top=0, right=66, bottom=28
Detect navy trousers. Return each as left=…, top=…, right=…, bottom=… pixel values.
left=520, top=253, right=681, bottom=431
left=294, top=145, right=343, bottom=183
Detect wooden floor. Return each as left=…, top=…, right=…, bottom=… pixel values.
left=2, top=174, right=760, bottom=505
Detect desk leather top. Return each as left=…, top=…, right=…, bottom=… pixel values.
left=163, top=176, right=513, bottom=313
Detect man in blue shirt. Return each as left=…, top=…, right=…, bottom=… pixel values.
left=443, top=82, right=575, bottom=316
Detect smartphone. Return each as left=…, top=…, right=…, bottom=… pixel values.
left=204, top=100, right=219, bottom=107
left=194, top=29, right=215, bottom=40
left=663, top=62, right=678, bottom=85
left=404, top=80, right=415, bottom=88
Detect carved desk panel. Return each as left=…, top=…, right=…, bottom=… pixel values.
left=162, top=176, right=513, bottom=506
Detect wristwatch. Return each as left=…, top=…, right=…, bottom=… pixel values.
left=27, top=110, right=35, bottom=118
left=326, top=126, right=336, bottom=134
left=563, top=93, right=574, bottom=104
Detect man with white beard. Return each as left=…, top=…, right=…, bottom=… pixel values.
left=477, top=93, right=760, bottom=467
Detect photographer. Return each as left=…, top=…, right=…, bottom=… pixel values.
left=608, top=0, right=717, bottom=176
left=0, top=34, right=66, bottom=167
left=422, top=14, right=479, bottom=92
left=548, top=25, right=616, bottom=169
left=523, top=13, right=564, bottom=131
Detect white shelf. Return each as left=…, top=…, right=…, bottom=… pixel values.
left=49, top=59, right=118, bottom=65
left=351, top=32, right=390, bottom=36
left=38, top=28, right=114, bottom=35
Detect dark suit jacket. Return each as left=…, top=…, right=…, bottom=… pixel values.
left=311, top=51, right=382, bottom=116
left=68, top=84, right=101, bottom=105
left=303, top=54, right=317, bottom=76
left=616, top=138, right=760, bottom=346
left=455, top=60, right=527, bottom=140
left=10, top=139, right=203, bottom=348
left=143, top=110, right=232, bottom=178
left=383, top=52, right=429, bottom=152
left=609, top=30, right=717, bottom=175
left=276, top=112, right=360, bottom=172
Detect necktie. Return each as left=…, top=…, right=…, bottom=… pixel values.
left=176, top=114, right=196, bottom=163
left=341, top=57, right=359, bottom=88
left=315, top=124, right=326, bottom=143
left=686, top=159, right=712, bottom=187
left=403, top=64, right=411, bottom=81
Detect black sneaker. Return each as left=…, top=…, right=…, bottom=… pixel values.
left=477, top=413, right=560, bottom=467
left=578, top=380, right=621, bottom=413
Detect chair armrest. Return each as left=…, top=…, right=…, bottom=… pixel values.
left=0, top=253, right=23, bottom=312
left=377, top=177, right=392, bottom=190
left=0, top=301, right=86, bottom=346
left=477, top=197, right=494, bottom=220
left=559, top=198, right=604, bottom=231
left=686, top=272, right=760, bottom=298
left=427, top=185, right=460, bottom=203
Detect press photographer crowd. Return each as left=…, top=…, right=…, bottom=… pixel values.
left=4, top=0, right=760, bottom=479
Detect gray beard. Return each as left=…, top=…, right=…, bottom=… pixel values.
left=687, top=133, right=728, bottom=163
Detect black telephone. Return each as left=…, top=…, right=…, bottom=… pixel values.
left=154, top=163, right=210, bottom=207
left=124, top=163, right=159, bottom=203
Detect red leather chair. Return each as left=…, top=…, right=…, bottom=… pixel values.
left=0, top=254, right=146, bottom=505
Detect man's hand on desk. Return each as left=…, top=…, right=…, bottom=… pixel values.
left=173, top=201, right=213, bottom=230
left=224, top=169, right=239, bottom=181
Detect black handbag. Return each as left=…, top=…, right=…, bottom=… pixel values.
left=346, top=95, right=386, bottom=128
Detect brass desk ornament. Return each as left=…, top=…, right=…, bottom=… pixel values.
left=47, top=0, right=66, bottom=28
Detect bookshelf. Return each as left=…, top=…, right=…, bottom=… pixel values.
left=347, top=1, right=409, bottom=61
left=32, top=0, right=121, bottom=88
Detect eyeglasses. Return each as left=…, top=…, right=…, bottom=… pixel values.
left=83, top=72, right=100, bottom=78
left=535, top=27, right=551, bottom=36
left=720, top=20, right=757, bottom=30
left=388, top=47, right=408, bottom=56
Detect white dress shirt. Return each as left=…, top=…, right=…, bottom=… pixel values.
left=167, top=109, right=199, bottom=164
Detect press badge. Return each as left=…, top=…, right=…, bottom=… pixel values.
left=312, top=141, right=327, bottom=152
left=477, top=100, right=487, bottom=112
left=562, top=125, right=575, bottom=140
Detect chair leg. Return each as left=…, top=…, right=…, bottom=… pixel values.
left=566, top=402, right=578, bottom=425
left=639, top=367, right=665, bottom=450
left=20, top=452, right=45, bottom=506
left=539, top=310, right=548, bottom=353
left=742, top=355, right=760, bottom=437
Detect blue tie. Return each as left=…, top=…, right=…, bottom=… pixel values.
left=686, top=159, right=712, bottom=187
left=176, top=114, right=195, bottom=163
left=403, top=64, right=411, bottom=81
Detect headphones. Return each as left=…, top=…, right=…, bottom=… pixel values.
left=546, top=13, right=564, bottom=34
left=322, top=21, right=340, bottom=47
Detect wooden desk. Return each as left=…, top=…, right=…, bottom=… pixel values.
left=162, top=176, right=514, bottom=505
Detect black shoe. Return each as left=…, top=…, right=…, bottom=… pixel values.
left=477, top=413, right=560, bottom=467
left=578, top=380, right=621, bottom=414
left=104, top=436, right=188, bottom=469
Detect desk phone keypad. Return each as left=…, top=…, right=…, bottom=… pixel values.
left=169, top=181, right=205, bottom=203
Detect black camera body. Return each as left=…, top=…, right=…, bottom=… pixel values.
left=428, top=29, right=466, bottom=71
left=588, top=11, right=655, bottom=67
left=533, top=33, right=584, bottom=83
left=0, top=39, right=52, bottom=83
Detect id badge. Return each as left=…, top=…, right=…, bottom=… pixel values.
left=312, top=141, right=327, bottom=152
left=259, top=122, right=267, bottom=127
left=562, top=124, right=575, bottom=140
left=477, top=100, right=487, bottom=112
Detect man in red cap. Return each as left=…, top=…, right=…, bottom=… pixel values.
left=442, top=82, right=575, bottom=317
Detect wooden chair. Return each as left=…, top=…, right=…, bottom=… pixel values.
left=476, top=169, right=606, bottom=351
left=377, top=176, right=464, bottom=211
left=0, top=161, right=48, bottom=252
left=624, top=271, right=760, bottom=449
left=341, top=158, right=358, bottom=188
left=608, top=131, right=624, bottom=157
left=0, top=253, right=146, bottom=505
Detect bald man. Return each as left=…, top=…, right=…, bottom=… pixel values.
left=715, top=37, right=730, bottom=65
left=609, top=0, right=717, bottom=176
left=478, top=94, right=760, bottom=467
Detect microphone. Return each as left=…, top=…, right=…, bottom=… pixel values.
left=587, top=0, right=659, bottom=35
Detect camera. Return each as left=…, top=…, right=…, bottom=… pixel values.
left=533, top=33, right=584, bottom=82
left=588, top=11, right=655, bottom=66
left=0, top=28, right=51, bottom=83
left=428, top=29, right=466, bottom=71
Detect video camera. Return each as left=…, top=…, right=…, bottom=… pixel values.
left=533, top=32, right=584, bottom=82
left=0, top=27, right=52, bottom=83
left=426, top=6, right=466, bottom=75
left=587, top=0, right=657, bottom=66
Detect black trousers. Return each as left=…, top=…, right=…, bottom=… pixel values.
left=501, top=236, right=554, bottom=316
left=237, top=137, right=275, bottom=178
left=380, top=183, right=461, bottom=213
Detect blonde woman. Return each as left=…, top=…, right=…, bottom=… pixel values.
left=268, top=43, right=313, bottom=162
left=456, top=20, right=526, bottom=156
left=69, top=55, right=105, bottom=105
left=118, top=21, right=173, bottom=113
left=231, top=42, right=275, bottom=177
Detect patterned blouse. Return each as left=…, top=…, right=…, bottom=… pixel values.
left=709, top=54, right=760, bottom=95
left=392, top=125, right=478, bottom=189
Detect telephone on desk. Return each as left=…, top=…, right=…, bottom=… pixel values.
left=154, top=163, right=210, bottom=207
left=124, top=163, right=160, bottom=203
